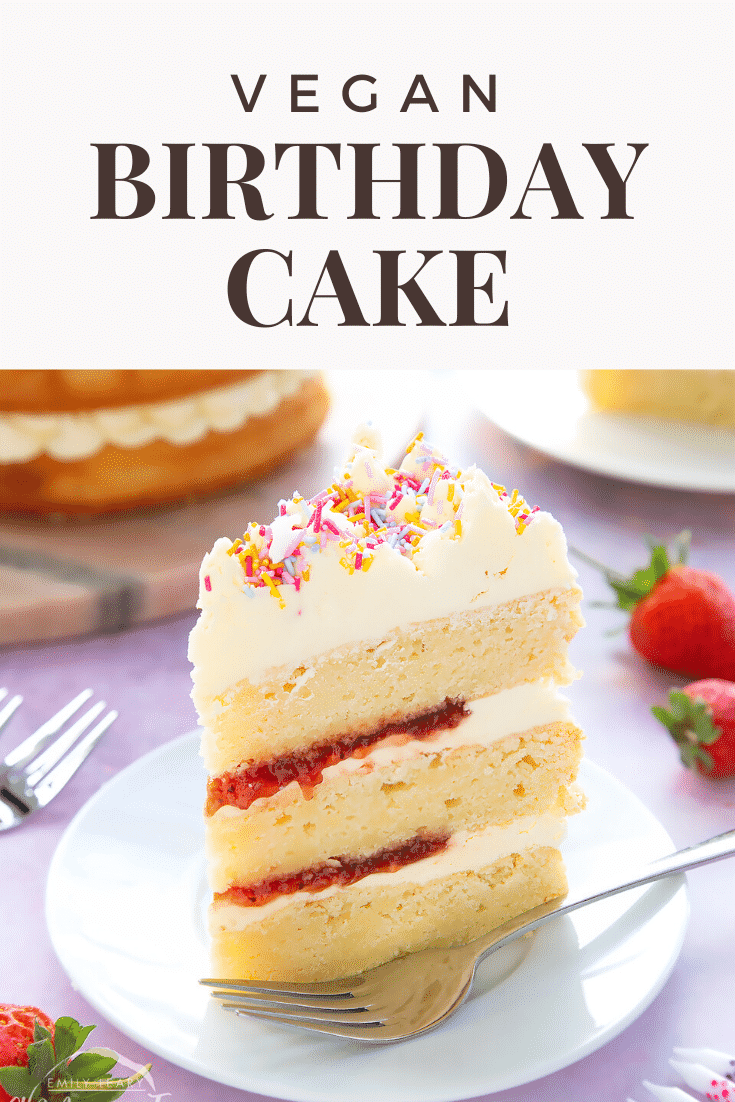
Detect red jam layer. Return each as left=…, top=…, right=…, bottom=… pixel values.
left=214, top=830, right=451, bottom=908
left=206, top=698, right=469, bottom=815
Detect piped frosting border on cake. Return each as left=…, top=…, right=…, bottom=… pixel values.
left=0, top=370, right=317, bottom=462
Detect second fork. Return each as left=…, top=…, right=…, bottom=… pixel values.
left=0, top=689, right=118, bottom=829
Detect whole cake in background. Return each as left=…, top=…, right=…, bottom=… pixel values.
left=0, top=370, right=329, bottom=515
left=190, top=428, right=586, bottom=982
left=582, top=369, right=735, bottom=430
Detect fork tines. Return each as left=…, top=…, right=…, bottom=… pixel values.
left=0, top=690, right=117, bottom=826
left=200, top=977, right=388, bottom=1034
left=0, top=688, right=23, bottom=734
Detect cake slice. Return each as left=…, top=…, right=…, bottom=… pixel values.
left=582, top=369, right=735, bottom=431
left=190, top=428, right=585, bottom=981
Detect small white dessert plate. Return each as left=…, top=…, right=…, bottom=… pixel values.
left=46, top=732, right=689, bottom=1102
left=472, top=370, right=735, bottom=493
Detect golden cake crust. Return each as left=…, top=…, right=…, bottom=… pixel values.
left=0, top=369, right=261, bottom=412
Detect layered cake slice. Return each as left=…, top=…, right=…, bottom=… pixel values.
left=190, top=428, right=585, bottom=981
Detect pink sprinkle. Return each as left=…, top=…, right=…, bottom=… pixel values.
left=355, top=552, right=363, bottom=570
left=313, top=501, right=324, bottom=533
left=204, top=575, right=211, bottom=592
left=245, top=558, right=253, bottom=577
left=295, top=578, right=301, bottom=592
left=427, top=468, right=441, bottom=505
left=259, top=526, right=266, bottom=536
left=322, top=519, right=340, bottom=536
left=280, top=503, right=287, bottom=516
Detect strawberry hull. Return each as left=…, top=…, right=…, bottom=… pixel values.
left=653, top=679, right=735, bottom=779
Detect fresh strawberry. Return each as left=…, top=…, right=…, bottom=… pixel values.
left=0, top=1008, right=151, bottom=1102
left=575, top=531, right=735, bottom=680
left=653, top=679, right=735, bottom=778
left=0, top=1005, right=54, bottom=1102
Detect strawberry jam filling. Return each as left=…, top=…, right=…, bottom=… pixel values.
left=206, top=697, right=469, bottom=815
left=215, top=829, right=451, bottom=907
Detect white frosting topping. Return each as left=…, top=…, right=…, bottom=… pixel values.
left=0, top=370, right=316, bottom=462
left=189, top=432, right=579, bottom=699
left=211, top=809, right=567, bottom=929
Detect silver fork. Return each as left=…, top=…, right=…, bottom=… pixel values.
left=0, top=688, right=118, bottom=830
left=202, top=826, right=735, bottom=1042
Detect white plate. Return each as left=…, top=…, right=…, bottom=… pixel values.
left=472, top=370, right=735, bottom=492
left=46, top=733, right=688, bottom=1102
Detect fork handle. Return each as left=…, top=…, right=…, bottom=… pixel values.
left=564, top=826, right=735, bottom=911
left=475, top=827, right=735, bottom=965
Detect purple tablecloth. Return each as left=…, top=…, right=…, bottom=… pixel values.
left=2, top=376, right=733, bottom=1102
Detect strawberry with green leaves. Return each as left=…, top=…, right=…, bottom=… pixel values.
left=0, top=1008, right=151, bottom=1102
left=575, top=531, right=735, bottom=680
left=653, top=678, right=735, bottom=778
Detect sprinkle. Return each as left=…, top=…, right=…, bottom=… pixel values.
left=427, top=468, right=441, bottom=504
left=226, top=434, right=538, bottom=601
left=204, top=575, right=211, bottom=592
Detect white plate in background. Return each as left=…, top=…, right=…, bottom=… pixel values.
left=46, top=732, right=688, bottom=1102
left=473, top=370, right=734, bottom=492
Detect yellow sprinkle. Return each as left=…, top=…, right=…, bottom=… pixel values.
left=447, top=484, right=454, bottom=502
left=405, top=432, right=424, bottom=454
left=454, top=518, right=462, bottom=537
left=516, top=520, right=527, bottom=534
left=263, top=573, right=281, bottom=598
left=361, top=555, right=372, bottom=572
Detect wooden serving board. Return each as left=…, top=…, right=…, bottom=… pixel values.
left=0, top=372, right=425, bottom=646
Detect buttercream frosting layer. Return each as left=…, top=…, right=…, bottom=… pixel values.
left=189, top=432, right=580, bottom=695
left=0, top=370, right=316, bottom=462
